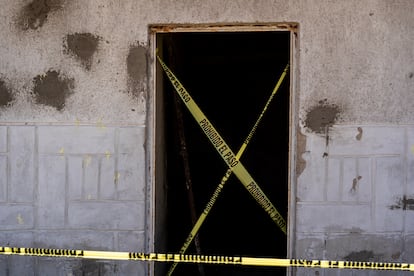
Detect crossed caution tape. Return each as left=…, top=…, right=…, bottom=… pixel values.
left=156, top=54, right=289, bottom=275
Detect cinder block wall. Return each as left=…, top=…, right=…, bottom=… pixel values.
left=0, top=0, right=413, bottom=275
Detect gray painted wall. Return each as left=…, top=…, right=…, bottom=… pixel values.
left=0, top=0, right=413, bottom=275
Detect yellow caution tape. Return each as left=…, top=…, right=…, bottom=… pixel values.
left=1, top=247, right=413, bottom=272
left=167, top=63, right=289, bottom=276
left=156, top=55, right=287, bottom=235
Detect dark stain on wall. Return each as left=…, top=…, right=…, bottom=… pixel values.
left=0, top=80, right=14, bottom=107
left=127, top=44, right=147, bottom=98
left=304, top=99, right=341, bottom=134
left=344, top=250, right=375, bottom=261
left=18, top=0, right=64, bottom=30
left=32, top=70, right=74, bottom=111
left=65, top=33, right=100, bottom=70
left=350, top=176, right=362, bottom=194
left=389, top=195, right=414, bottom=211
left=356, top=127, right=363, bottom=141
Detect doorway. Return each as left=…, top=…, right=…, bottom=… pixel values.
left=153, top=26, right=293, bottom=276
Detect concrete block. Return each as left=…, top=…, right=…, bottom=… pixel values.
left=68, top=156, right=83, bottom=200
left=9, top=127, right=35, bottom=202
left=0, top=126, right=6, bottom=153
left=326, top=157, right=341, bottom=202
left=0, top=205, right=34, bottom=229
left=117, top=153, right=145, bottom=201
left=38, top=156, right=66, bottom=228
left=342, top=157, right=371, bottom=203
left=118, top=231, right=145, bottom=251
left=374, top=157, right=404, bottom=232
left=402, top=235, right=414, bottom=263
left=100, top=157, right=116, bottom=200
left=35, top=231, right=114, bottom=251
left=325, top=234, right=403, bottom=262
left=68, top=201, right=145, bottom=230
left=37, top=259, right=85, bottom=276
left=407, top=127, right=414, bottom=195
left=38, top=126, right=115, bottom=154
left=83, top=155, right=99, bottom=200
left=0, top=155, right=7, bottom=201
left=0, top=231, right=34, bottom=247
left=296, top=204, right=371, bottom=233
left=0, top=256, right=7, bottom=275
left=8, top=255, right=35, bottom=276
left=295, top=236, right=325, bottom=259
left=117, top=261, right=147, bottom=276
left=329, top=126, right=405, bottom=156
left=118, top=127, right=145, bottom=155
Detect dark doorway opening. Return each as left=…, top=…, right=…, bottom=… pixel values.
left=156, top=30, right=290, bottom=276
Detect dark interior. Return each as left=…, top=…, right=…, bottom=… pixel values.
left=158, top=31, right=290, bottom=276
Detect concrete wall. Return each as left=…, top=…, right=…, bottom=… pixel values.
left=0, top=0, right=413, bottom=275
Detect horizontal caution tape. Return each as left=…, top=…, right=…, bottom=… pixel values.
left=1, top=247, right=413, bottom=272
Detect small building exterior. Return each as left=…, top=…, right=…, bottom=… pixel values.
left=0, top=0, right=413, bottom=275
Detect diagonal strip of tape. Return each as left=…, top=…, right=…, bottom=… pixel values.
left=167, top=63, right=289, bottom=276
left=156, top=55, right=287, bottom=234
left=1, top=247, right=414, bottom=272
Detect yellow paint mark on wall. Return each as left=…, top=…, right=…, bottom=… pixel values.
left=75, top=118, right=80, bottom=126
left=97, top=119, right=106, bottom=130
left=105, top=151, right=111, bottom=159
left=411, top=145, right=414, bottom=155
left=16, top=213, right=24, bottom=225
left=83, top=155, right=92, bottom=167
left=59, top=148, right=65, bottom=155
left=114, top=172, right=121, bottom=184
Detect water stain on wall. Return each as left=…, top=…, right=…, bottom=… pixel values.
left=389, top=195, right=414, bottom=211
left=32, top=70, right=74, bottom=111
left=0, top=80, right=14, bottom=107
left=127, top=44, right=147, bottom=98
left=18, top=0, right=64, bottom=30
left=65, top=33, right=100, bottom=70
left=304, top=99, right=341, bottom=134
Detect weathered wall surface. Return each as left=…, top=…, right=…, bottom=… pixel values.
left=0, top=0, right=413, bottom=275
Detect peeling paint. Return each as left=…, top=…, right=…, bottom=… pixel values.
left=32, top=70, right=74, bottom=111
left=304, top=99, right=340, bottom=134
left=0, top=80, right=14, bottom=107
left=18, top=0, right=64, bottom=30
left=65, top=33, right=100, bottom=70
